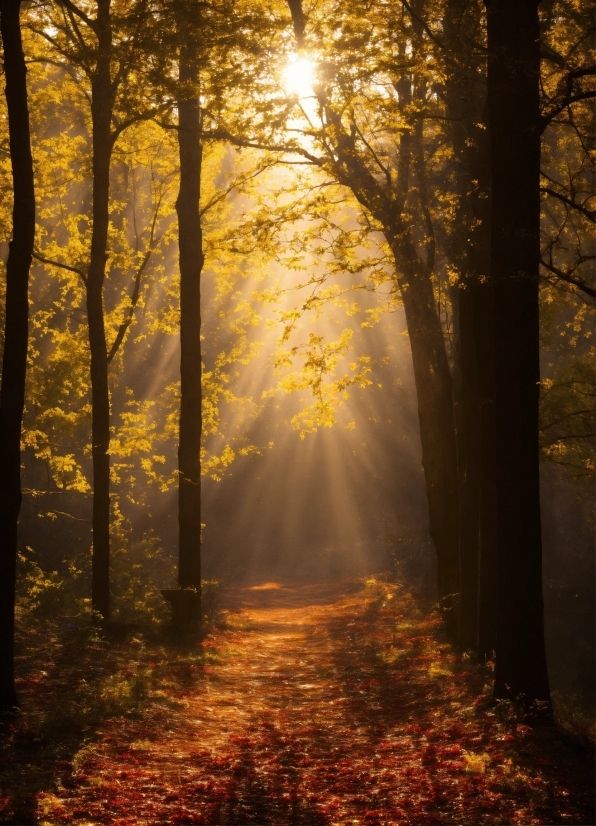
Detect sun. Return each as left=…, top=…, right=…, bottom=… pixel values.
left=282, top=55, right=316, bottom=99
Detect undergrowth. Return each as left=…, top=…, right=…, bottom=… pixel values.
left=1, top=544, right=225, bottom=824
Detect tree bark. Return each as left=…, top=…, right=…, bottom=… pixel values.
left=466, top=117, right=498, bottom=662
left=439, top=10, right=480, bottom=650
left=176, top=44, right=203, bottom=604
left=389, top=236, right=460, bottom=607
left=88, top=0, right=113, bottom=622
left=440, top=0, right=499, bottom=658
left=441, top=0, right=489, bottom=654
left=485, top=0, right=550, bottom=705
left=390, top=62, right=460, bottom=610
left=0, top=0, right=35, bottom=710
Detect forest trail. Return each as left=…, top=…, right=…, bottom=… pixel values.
left=19, top=579, right=596, bottom=825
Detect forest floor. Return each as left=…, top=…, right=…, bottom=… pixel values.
left=0, top=576, right=594, bottom=825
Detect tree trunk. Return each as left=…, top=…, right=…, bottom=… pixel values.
left=441, top=10, right=482, bottom=651
left=466, top=117, right=498, bottom=662
left=390, top=62, right=460, bottom=613
left=0, top=0, right=35, bottom=710
left=176, top=45, right=203, bottom=605
left=455, top=283, right=481, bottom=650
left=485, top=0, right=550, bottom=705
left=442, top=0, right=498, bottom=658
left=389, top=236, right=460, bottom=607
left=89, top=0, right=113, bottom=622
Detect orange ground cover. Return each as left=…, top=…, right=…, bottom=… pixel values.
left=2, top=578, right=594, bottom=825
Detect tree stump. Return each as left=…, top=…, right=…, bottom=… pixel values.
left=161, top=588, right=200, bottom=632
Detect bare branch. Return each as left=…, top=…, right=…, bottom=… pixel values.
left=540, top=185, right=595, bottom=222
left=55, top=0, right=95, bottom=31
left=541, top=90, right=596, bottom=132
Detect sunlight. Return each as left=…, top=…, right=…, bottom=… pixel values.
left=282, top=55, right=315, bottom=99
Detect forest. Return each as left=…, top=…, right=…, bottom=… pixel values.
left=0, top=0, right=594, bottom=823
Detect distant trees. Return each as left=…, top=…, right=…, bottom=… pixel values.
left=0, top=0, right=35, bottom=710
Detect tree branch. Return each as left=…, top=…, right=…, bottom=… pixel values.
left=32, top=251, right=87, bottom=284
left=540, top=185, right=595, bottom=222
left=55, top=0, right=95, bottom=32
left=106, top=249, right=151, bottom=364
left=540, top=257, right=595, bottom=299
left=541, top=90, right=596, bottom=132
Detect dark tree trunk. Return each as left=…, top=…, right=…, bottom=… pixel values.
left=176, top=45, right=203, bottom=604
left=88, top=0, right=113, bottom=622
left=442, top=0, right=498, bottom=658
left=390, top=64, right=460, bottom=610
left=442, top=0, right=496, bottom=654
left=456, top=146, right=496, bottom=657
left=466, top=118, right=498, bottom=662
left=485, top=0, right=550, bottom=705
left=0, top=0, right=35, bottom=710
left=455, top=282, right=481, bottom=650
left=389, top=237, right=460, bottom=607
left=441, top=9, right=482, bottom=651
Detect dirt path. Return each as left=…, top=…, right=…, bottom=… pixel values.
left=33, top=579, right=594, bottom=825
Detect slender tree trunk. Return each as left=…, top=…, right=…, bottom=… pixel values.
left=0, top=0, right=35, bottom=710
left=455, top=284, right=481, bottom=650
left=485, top=0, right=550, bottom=705
left=466, top=117, right=498, bottom=662
left=441, top=1, right=485, bottom=653
left=392, top=64, right=460, bottom=609
left=389, top=237, right=461, bottom=606
left=440, top=19, right=480, bottom=650
left=176, top=44, right=203, bottom=603
left=89, top=0, right=113, bottom=621
left=387, top=62, right=460, bottom=611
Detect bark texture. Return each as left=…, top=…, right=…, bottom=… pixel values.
left=0, top=0, right=35, bottom=709
left=176, top=45, right=203, bottom=602
left=485, top=0, right=550, bottom=704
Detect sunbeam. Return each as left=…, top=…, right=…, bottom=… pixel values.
left=282, top=54, right=316, bottom=99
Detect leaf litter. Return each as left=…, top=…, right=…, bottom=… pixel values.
left=1, top=577, right=594, bottom=825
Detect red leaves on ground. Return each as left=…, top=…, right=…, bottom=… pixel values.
left=1, top=578, right=594, bottom=824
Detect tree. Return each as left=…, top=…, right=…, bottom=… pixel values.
left=439, top=0, right=497, bottom=658
left=163, top=0, right=282, bottom=622
left=484, top=0, right=550, bottom=705
left=30, top=0, right=167, bottom=620
left=175, top=13, right=203, bottom=607
left=280, top=0, right=461, bottom=615
left=0, top=0, right=35, bottom=710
